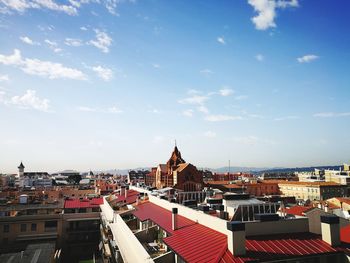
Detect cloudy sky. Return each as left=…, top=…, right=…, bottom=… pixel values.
left=0, top=0, right=349, bottom=173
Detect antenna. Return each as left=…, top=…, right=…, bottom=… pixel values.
left=228, top=160, right=231, bottom=175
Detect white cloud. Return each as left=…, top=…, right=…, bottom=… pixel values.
left=255, top=54, right=264, bottom=61
left=0, top=0, right=77, bottom=15
left=88, top=29, right=112, bottom=53
left=80, top=26, right=88, bottom=31
left=152, top=63, right=160, bottom=69
left=276, top=0, right=298, bottom=8
left=0, top=49, right=86, bottom=80
left=0, top=74, right=9, bottom=82
left=219, top=88, right=234, bottom=96
left=248, top=0, right=298, bottom=30
left=78, top=105, right=122, bottom=114
left=106, top=106, right=122, bottom=114
left=197, top=105, right=209, bottom=114
left=92, top=65, right=113, bottom=81
left=8, top=89, right=50, bottom=112
left=234, top=95, right=248, bottom=100
left=64, top=38, right=83, bottom=47
left=178, top=95, right=209, bottom=105
left=297, top=54, right=319, bottom=63
left=274, top=115, right=299, bottom=121
left=45, top=39, right=62, bottom=53
left=217, top=36, right=226, bottom=45
left=204, top=114, right=243, bottom=122
left=182, top=109, right=194, bottom=117
left=313, top=112, right=350, bottom=118
left=44, top=39, right=57, bottom=46
left=204, top=131, right=216, bottom=138
left=200, top=69, right=213, bottom=75
left=20, top=36, right=39, bottom=45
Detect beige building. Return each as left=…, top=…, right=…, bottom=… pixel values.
left=325, top=169, right=350, bottom=185
left=278, top=181, right=347, bottom=201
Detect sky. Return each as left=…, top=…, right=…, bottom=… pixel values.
left=0, top=0, right=350, bottom=173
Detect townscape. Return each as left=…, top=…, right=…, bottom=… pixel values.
left=1, top=146, right=350, bottom=262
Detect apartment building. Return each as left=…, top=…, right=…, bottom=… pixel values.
left=0, top=193, right=103, bottom=262
left=278, top=181, right=347, bottom=201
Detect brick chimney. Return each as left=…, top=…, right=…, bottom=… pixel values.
left=172, top=208, right=178, bottom=231
left=321, top=215, right=340, bottom=247
left=227, top=221, right=246, bottom=256
left=125, top=186, right=128, bottom=198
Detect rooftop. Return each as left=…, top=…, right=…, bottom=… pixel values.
left=132, top=201, right=339, bottom=262
left=64, top=197, right=103, bottom=209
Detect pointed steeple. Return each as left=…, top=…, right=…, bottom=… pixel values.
left=167, top=143, right=186, bottom=171
left=18, top=161, right=25, bottom=169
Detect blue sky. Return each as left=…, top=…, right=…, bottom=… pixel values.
left=0, top=0, right=349, bottom=173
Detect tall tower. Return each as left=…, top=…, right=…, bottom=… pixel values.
left=18, top=161, right=25, bottom=178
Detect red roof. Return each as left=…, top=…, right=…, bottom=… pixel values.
left=220, top=233, right=338, bottom=263
left=341, top=225, right=350, bottom=244
left=132, top=201, right=194, bottom=234
left=282, top=206, right=313, bottom=216
left=114, top=189, right=139, bottom=205
left=133, top=201, right=339, bottom=263
left=64, top=198, right=103, bottom=209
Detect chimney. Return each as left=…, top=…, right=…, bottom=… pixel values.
left=172, top=208, right=178, bottom=231
left=321, top=215, right=340, bottom=247
left=120, top=186, right=125, bottom=197
left=125, top=187, right=128, bottom=198
left=227, top=221, right=246, bottom=256
left=136, top=195, right=140, bottom=205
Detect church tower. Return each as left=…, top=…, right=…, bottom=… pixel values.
left=18, top=161, right=25, bottom=178
left=166, top=142, right=186, bottom=173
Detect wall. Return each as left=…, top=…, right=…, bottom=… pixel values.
left=110, top=213, right=154, bottom=263
left=245, top=218, right=309, bottom=236
left=0, top=213, right=63, bottom=248
left=154, top=251, right=175, bottom=263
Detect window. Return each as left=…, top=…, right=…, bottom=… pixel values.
left=44, top=221, right=57, bottom=232
left=31, top=223, right=37, bottom=231
left=20, top=224, right=27, bottom=232
left=3, top=224, right=9, bottom=233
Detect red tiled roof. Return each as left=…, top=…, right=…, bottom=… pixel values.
left=282, top=206, right=313, bottom=216
left=64, top=198, right=103, bottom=209
left=114, top=189, right=139, bottom=205
left=132, top=201, right=194, bottom=235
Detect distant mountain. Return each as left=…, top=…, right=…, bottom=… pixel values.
left=92, top=165, right=342, bottom=176
left=201, top=165, right=343, bottom=175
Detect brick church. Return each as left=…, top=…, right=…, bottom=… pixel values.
left=153, top=145, right=203, bottom=191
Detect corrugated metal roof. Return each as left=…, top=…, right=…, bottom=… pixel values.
left=164, top=223, right=227, bottom=263
left=114, top=189, right=139, bottom=205
left=64, top=198, right=103, bottom=209
left=132, top=201, right=194, bottom=234
left=133, top=202, right=340, bottom=263
left=220, top=233, right=338, bottom=263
